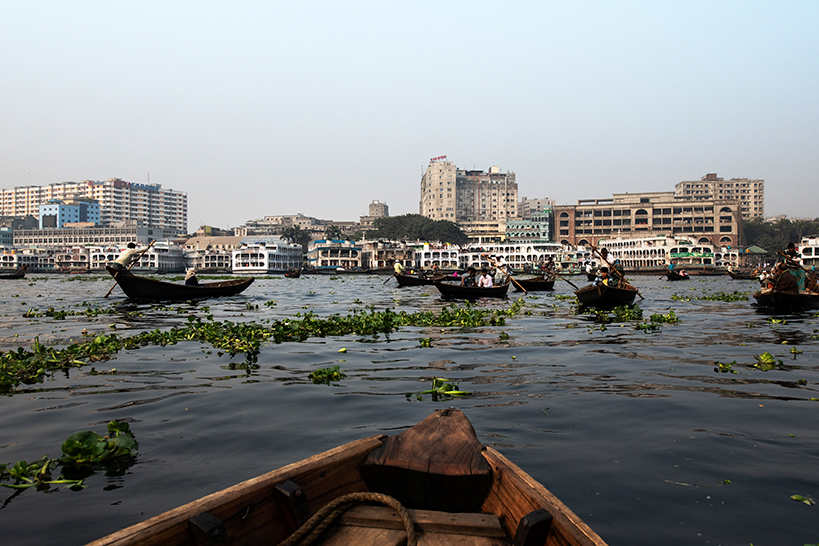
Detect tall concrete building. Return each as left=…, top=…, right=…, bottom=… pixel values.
left=1, top=178, right=187, bottom=233
left=675, top=173, right=764, bottom=219
left=420, top=157, right=518, bottom=223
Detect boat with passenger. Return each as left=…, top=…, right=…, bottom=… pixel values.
left=105, top=266, right=254, bottom=301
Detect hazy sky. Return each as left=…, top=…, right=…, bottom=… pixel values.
left=2, top=1, right=817, bottom=230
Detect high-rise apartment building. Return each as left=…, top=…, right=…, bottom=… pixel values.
left=674, top=173, right=764, bottom=219
left=420, top=158, right=518, bottom=223
left=0, top=178, right=187, bottom=233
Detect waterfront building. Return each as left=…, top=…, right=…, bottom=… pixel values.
left=596, top=235, right=741, bottom=271
left=232, top=236, right=303, bottom=274
left=183, top=235, right=245, bottom=273
left=505, top=206, right=554, bottom=243
left=0, top=247, right=57, bottom=271
left=358, top=239, right=412, bottom=270
left=39, top=198, right=100, bottom=228
left=554, top=191, right=741, bottom=249
left=420, top=157, right=518, bottom=223
left=412, top=243, right=462, bottom=270
left=800, top=235, right=819, bottom=268
left=0, top=227, right=12, bottom=247
left=674, top=173, right=764, bottom=220
left=1, top=178, right=187, bottom=233
left=12, top=220, right=177, bottom=248
left=306, top=239, right=362, bottom=270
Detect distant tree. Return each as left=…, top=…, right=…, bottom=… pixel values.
left=281, top=225, right=311, bottom=253
left=324, top=225, right=344, bottom=240
left=370, top=214, right=468, bottom=245
left=741, top=217, right=819, bottom=254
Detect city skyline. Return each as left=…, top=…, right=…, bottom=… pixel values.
left=2, top=2, right=817, bottom=229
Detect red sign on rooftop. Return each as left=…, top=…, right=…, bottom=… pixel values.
left=430, top=155, right=447, bottom=162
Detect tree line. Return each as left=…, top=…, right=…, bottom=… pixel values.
left=742, top=217, right=819, bottom=253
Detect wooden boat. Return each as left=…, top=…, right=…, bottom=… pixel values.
left=728, top=268, right=757, bottom=280
left=0, top=265, right=26, bottom=279
left=575, top=283, right=639, bottom=308
left=752, top=289, right=819, bottom=310
left=586, top=272, right=596, bottom=281
left=395, top=273, right=458, bottom=287
left=285, top=269, right=301, bottom=278
left=105, top=266, right=254, bottom=301
left=512, top=275, right=555, bottom=292
left=664, top=271, right=690, bottom=281
left=434, top=281, right=510, bottom=299
left=87, top=409, right=608, bottom=546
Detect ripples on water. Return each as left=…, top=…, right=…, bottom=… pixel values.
left=1, top=273, right=818, bottom=546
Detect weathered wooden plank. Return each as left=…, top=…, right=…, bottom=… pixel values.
left=480, top=447, right=608, bottom=546
left=86, top=435, right=385, bottom=546
left=336, top=505, right=506, bottom=537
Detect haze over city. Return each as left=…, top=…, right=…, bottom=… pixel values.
left=2, top=1, right=817, bottom=231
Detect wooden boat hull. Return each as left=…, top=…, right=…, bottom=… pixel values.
left=575, top=283, right=638, bottom=308
left=434, top=281, right=510, bottom=299
left=395, top=273, right=458, bottom=286
left=0, top=267, right=26, bottom=279
left=512, top=275, right=555, bottom=292
left=665, top=271, right=690, bottom=281
left=87, top=409, right=607, bottom=546
left=753, top=290, right=819, bottom=310
left=106, top=266, right=254, bottom=301
left=284, top=271, right=301, bottom=278
left=728, top=270, right=757, bottom=280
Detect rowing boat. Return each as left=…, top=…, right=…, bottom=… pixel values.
left=0, top=266, right=26, bottom=279
left=511, top=275, right=555, bottom=292
left=105, top=266, right=254, bottom=301
left=434, top=281, right=510, bottom=299
left=752, top=289, right=819, bottom=310
left=664, top=271, right=690, bottom=281
left=395, top=273, right=458, bottom=286
left=87, top=409, right=608, bottom=546
left=728, top=268, right=757, bottom=280
left=575, top=283, right=639, bottom=308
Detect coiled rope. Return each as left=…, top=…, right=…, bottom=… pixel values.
left=278, top=491, right=418, bottom=546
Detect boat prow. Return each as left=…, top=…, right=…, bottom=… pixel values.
left=87, top=409, right=608, bottom=546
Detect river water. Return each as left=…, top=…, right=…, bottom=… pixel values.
left=1, top=273, right=817, bottom=546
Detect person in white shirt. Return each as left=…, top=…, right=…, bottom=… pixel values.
left=478, top=268, right=494, bottom=288
left=112, top=242, right=150, bottom=271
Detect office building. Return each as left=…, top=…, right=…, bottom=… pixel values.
left=554, top=191, right=741, bottom=248
left=674, top=173, right=764, bottom=219
left=39, top=198, right=100, bottom=229
left=1, top=178, right=187, bottom=233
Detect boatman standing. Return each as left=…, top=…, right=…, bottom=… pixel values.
left=112, top=242, right=150, bottom=271
left=783, top=242, right=805, bottom=291
left=394, top=261, right=405, bottom=275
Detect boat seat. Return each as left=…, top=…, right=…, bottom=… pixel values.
left=315, top=505, right=509, bottom=546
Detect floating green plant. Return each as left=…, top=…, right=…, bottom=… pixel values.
left=308, top=366, right=347, bottom=385
left=753, top=352, right=783, bottom=371
left=714, top=360, right=738, bottom=374
left=407, top=377, right=472, bottom=401
left=1, top=421, right=137, bottom=495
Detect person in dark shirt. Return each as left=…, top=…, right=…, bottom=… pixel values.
left=772, top=262, right=798, bottom=292
left=462, top=267, right=477, bottom=287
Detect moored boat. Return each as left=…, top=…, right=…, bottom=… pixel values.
left=284, top=268, right=301, bottom=278
left=0, top=265, right=26, bottom=279
left=752, top=289, right=819, bottom=310
left=434, top=280, right=510, bottom=299
left=728, top=268, right=758, bottom=280
left=105, top=266, right=254, bottom=301
left=512, top=274, right=555, bottom=292
left=575, top=283, right=639, bottom=308
left=86, top=409, right=608, bottom=546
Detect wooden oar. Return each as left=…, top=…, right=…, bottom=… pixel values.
left=590, top=244, right=644, bottom=300
left=553, top=270, right=580, bottom=290
left=104, top=240, right=155, bottom=298
left=383, top=272, right=397, bottom=284
left=481, top=254, right=526, bottom=294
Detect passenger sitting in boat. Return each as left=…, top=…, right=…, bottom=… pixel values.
left=593, top=267, right=609, bottom=287
left=111, top=242, right=149, bottom=271
left=772, top=262, right=798, bottom=292
left=185, top=268, right=200, bottom=286
left=783, top=242, right=806, bottom=291
left=462, top=267, right=477, bottom=287
left=679, top=269, right=689, bottom=277
left=478, top=268, right=494, bottom=288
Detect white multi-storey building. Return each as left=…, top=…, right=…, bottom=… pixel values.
left=1, top=178, right=187, bottom=232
